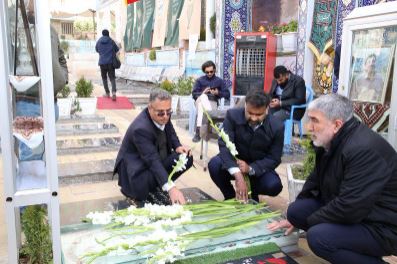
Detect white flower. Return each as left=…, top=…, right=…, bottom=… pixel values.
left=220, top=128, right=238, bottom=157
left=86, top=211, right=113, bottom=225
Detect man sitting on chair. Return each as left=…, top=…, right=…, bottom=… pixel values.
left=114, top=89, right=193, bottom=207
left=191, top=60, right=230, bottom=142
left=269, top=65, right=306, bottom=121
left=208, top=88, right=284, bottom=202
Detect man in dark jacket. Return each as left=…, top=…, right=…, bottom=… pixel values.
left=208, top=88, right=284, bottom=202
left=95, top=29, right=119, bottom=101
left=268, top=94, right=397, bottom=263
left=114, top=89, right=193, bottom=207
left=191, top=60, right=230, bottom=142
left=269, top=65, right=306, bottom=121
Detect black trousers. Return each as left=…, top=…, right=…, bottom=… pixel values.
left=100, top=64, right=116, bottom=94
left=287, top=198, right=388, bottom=263
left=119, top=152, right=193, bottom=201
left=208, top=155, right=282, bottom=201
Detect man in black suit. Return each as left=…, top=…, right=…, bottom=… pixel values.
left=269, top=66, right=306, bottom=121
left=208, top=88, right=284, bottom=202
left=114, top=89, right=193, bottom=206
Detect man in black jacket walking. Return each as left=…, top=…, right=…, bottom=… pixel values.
left=95, top=29, right=119, bottom=101
left=268, top=94, right=397, bottom=263
left=208, top=88, right=284, bottom=202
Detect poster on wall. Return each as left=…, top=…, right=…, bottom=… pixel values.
left=132, top=0, right=144, bottom=49
left=152, top=0, right=170, bottom=47
left=165, top=0, right=185, bottom=46
left=141, top=0, right=155, bottom=48
left=179, top=0, right=201, bottom=41
left=124, top=4, right=134, bottom=52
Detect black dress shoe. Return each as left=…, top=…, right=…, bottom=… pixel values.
left=192, top=133, right=201, bottom=142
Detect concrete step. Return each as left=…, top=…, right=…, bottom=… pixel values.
left=56, top=133, right=122, bottom=155
left=57, top=115, right=106, bottom=124
left=58, top=158, right=117, bottom=185
left=56, top=122, right=119, bottom=136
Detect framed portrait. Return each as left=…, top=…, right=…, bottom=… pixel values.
left=349, top=44, right=395, bottom=104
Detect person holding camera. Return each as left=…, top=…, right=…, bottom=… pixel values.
left=191, top=60, right=230, bottom=142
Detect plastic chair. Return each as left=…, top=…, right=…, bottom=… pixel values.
left=284, top=86, right=314, bottom=146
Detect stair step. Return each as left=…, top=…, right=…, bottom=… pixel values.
left=57, top=115, right=106, bottom=124
left=56, top=134, right=122, bottom=155
left=58, top=159, right=117, bottom=185
left=56, top=122, right=119, bottom=136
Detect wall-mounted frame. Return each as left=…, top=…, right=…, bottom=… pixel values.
left=349, top=44, right=395, bottom=104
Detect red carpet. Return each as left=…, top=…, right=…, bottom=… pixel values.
left=97, top=96, right=134, bottom=110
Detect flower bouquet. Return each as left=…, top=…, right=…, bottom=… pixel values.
left=81, top=200, right=280, bottom=263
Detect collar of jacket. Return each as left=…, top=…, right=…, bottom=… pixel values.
left=315, top=117, right=360, bottom=155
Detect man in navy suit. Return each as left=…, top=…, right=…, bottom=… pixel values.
left=114, top=89, right=193, bottom=206
left=269, top=66, right=306, bottom=121
left=208, top=88, right=284, bottom=202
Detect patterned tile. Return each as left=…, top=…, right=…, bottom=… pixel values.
left=296, top=0, right=308, bottom=77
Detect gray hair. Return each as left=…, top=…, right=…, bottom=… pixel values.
left=308, top=94, right=353, bottom=122
left=149, top=88, right=172, bottom=102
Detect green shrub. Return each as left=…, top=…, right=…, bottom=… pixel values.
left=75, top=77, right=94, bottom=97
left=287, top=20, right=298, bottom=32
left=149, top=49, right=156, bottom=61
left=291, top=138, right=315, bottom=180
left=58, top=84, right=71, bottom=98
left=160, top=79, right=176, bottom=94
left=175, top=77, right=195, bottom=96
left=20, top=205, right=52, bottom=263
left=210, top=14, right=216, bottom=36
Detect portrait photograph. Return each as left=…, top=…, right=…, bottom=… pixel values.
left=349, top=44, right=395, bottom=104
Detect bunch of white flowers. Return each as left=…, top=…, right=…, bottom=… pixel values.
left=168, top=153, right=189, bottom=184
left=86, top=211, right=113, bottom=225
left=219, top=128, right=238, bottom=157
left=148, top=241, right=186, bottom=264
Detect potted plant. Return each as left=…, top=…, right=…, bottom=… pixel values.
left=149, top=48, right=156, bottom=61
left=270, top=23, right=283, bottom=51
left=281, top=20, right=298, bottom=52
left=75, top=77, right=96, bottom=116
left=160, top=79, right=179, bottom=112
left=175, top=77, right=195, bottom=112
left=20, top=205, right=53, bottom=263
left=57, top=84, right=72, bottom=119
left=286, top=138, right=315, bottom=202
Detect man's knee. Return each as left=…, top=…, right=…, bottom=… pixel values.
left=287, top=200, right=309, bottom=230
left=208, top=155, right=222, bottom=179
left=306, top=224, right=333, bottom=257
left=257, top=171, right=282, bottom=196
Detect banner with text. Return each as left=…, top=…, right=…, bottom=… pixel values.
left=152, top=0, right=170, bottom=47
left=165, top=0, right=185, bottom=46
left=132, top=0, right=144, bottom=49
left=124, top=4, right=134, bottom=52
left=141, top=0, right=155, bottom=48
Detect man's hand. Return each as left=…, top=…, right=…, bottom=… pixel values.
left=176, top=146, right=192, bottom=156
left=210, top=88, right=219, bottom=96
left=269, top=98, right=281, bottom=108
left=203, top=87, right=211, bottom=94
left=234, top=172, right=248, bottom=202
left=236, top=159, right=250, bottom=174
left=169, top=187, right=186, bottom=205
left=267, top=219, right=295, bottom=235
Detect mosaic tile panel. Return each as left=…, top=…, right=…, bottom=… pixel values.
left=296, top=0, right=308, bottom=77
left=359, top=0, right=396, bottom=7
left=222, top=0, right=249, bottom=89
left=332, top=0, right=356, bottom=92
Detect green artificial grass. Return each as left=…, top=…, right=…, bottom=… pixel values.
left=175, top=242, right=280, bottom=264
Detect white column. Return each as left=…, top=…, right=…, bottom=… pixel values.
left=303, top=0, right=315, bottom=87
left=205, top=0, right=215, bottom=49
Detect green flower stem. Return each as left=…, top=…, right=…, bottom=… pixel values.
left=202, top=109, right=252, bottom=198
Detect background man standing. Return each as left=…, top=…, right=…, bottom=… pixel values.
left=95, top=29, right=119, bottom=101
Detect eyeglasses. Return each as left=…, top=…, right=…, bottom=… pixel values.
left=205, top=70, right=214, bottom=74
left=153, top=109, right=173, bottom=117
